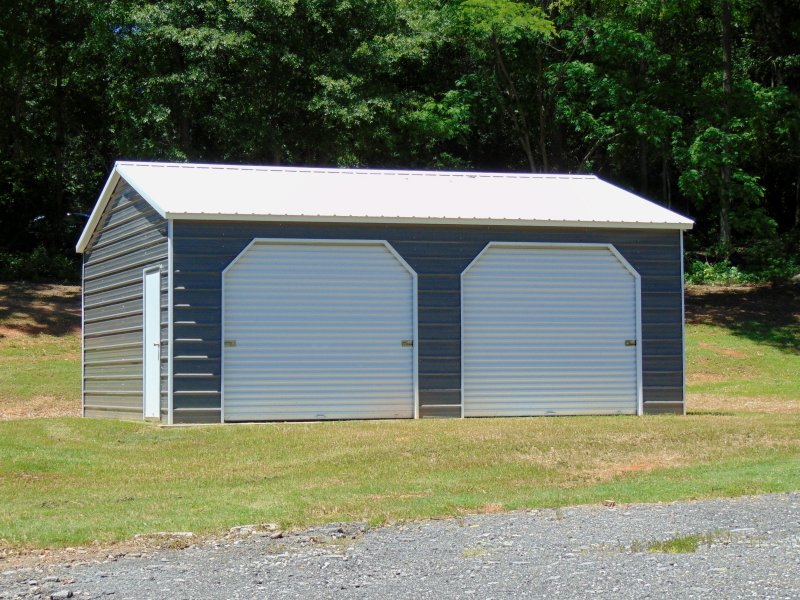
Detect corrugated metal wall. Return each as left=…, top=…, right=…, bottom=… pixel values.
left=82, top=181, right=168, bottom=420
left=462, top=244, right=639, bottom=416
left=171, top=221, right=683, bottom=423
left=223, top=241, right=415, bottom=421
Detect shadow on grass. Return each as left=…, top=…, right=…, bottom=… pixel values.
left=0, top=282, right=81, bottom=337
left=685, top=284, right=800, bottom=354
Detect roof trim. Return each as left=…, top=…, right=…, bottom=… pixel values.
left=165, top=211, right=692, bottom=230
left=77, top=161, right=694, bottom=253
left=76, top=162, right=168, bottom=253
left=111, top=160, right=603, bottom=181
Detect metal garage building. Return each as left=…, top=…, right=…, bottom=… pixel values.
left=76, top=162, right=693, bottom=424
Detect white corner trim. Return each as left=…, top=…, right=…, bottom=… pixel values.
left=680, top=230, right=687, bottom=416
left=167, top=219, right=175, bottom=425
left=81, top=257, right=86, bottom=418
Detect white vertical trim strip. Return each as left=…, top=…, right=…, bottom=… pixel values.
left=460, top=242, right=490, bottom=418
left=383, top=242, right=420, bottom=419
left=167, top=219, right=175, bottom=425
left=220, top=279, right=225, bottom=423
left=81, top=256, right=86, bottom=418
left=606, top=246, right=644, bottom=416
left=680, top=230, right=686, bottom=415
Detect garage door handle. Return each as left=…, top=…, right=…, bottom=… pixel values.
left=625, top=339, right=637, bottom=346
left=401, top=340, right=414, bottom=348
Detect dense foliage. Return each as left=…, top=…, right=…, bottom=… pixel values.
left=1, top=0, right=798, bottom=280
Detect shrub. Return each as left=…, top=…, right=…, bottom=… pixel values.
left=0, top=246, right=80, bottom=282
left=685, top=259, right=753, bottom=285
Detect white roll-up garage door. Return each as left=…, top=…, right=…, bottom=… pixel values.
left=222, top=240, right=417, bottom=421
left=462, top=243, right=641, bottom=417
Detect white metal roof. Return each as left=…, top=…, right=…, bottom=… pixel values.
left=76, top=161, right=693, bottom=252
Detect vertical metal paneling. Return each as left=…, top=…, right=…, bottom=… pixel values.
left=462, top=244, right=639, bottom=416
left=222, top=240, right=416, bottom=421
left=81, top=180, right=168, bottom=420
left=172, top=221, right=684, bottom=423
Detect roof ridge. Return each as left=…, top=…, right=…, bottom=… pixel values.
left=114, top=161, right=598, bottom=180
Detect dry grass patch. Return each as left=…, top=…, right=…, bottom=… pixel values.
left=0, top=395, right=80, bottom=420
left=689, top=393, right=800, bottom=415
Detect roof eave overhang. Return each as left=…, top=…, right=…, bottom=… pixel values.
left=76, top=163, right=168, bottom=253
left=165, top=212, right=694, bottom=230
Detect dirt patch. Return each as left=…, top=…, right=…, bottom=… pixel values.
left=687, top=372, right=727, bottom=384
left=368, top=492, right=432, bottom=500
left=0, top=283, right=81, bottom=337
left=697, top=342, right=746, bottom=359
left=589, top=455, right=683, bottom=481
left=0, top=534, right=208, bottom=570
left=688, top=393, right=800, bottom=415
left=0, top=395, right=81, bottom=420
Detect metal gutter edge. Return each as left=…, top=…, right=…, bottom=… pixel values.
left=164, top=212, right=695, bottom=230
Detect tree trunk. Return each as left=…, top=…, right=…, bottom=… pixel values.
left=661, top=151, right=672, bottom=209
left=719, top=0, right=733, bottom=247
left=795, top=167, right=800, bottom=228
left=639, top=137, right=648, bottom=195
left=491, top=35, right=536, bottom=172
left=536, top=53, right=549, bottom=172
left=49, top=0, right=66, bottom=250
left=637, top=15, right=648, bottom=195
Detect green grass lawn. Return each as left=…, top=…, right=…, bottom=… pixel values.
left=685, top=284, right=800, bottom=414
left=1, top=414, right=798, bottom=548
left=0, top=283, right=81, bottom=419
left=0, top=334, right=81, bottom=416
left=0, top=283, right=798, bottom=549
left=687, top=323, right=799, bottom=401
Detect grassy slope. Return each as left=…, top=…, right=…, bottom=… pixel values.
left=1, top=415, right=797, bottom=547
left=0, top=283, right=798, bottom=548
left=685, top=284, right=800, bottom=413
left=0, top=283, right=81, bottom=419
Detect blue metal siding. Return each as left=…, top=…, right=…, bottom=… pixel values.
left=171, top=221, right=683, bottom=423
left=81, top=181, right=169, bottom=420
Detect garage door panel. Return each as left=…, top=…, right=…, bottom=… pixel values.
left=223, top=241, right=416, bottom=421
left=463, top=244, right=640, bottom=417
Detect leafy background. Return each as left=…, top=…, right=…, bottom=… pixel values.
left=1, top=0, right=798, bottom=281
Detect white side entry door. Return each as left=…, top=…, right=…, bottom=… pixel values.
left=143, top=268, right=161, bottom=419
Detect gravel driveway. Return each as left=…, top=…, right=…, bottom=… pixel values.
left=2, top=493, right=799, bottom=599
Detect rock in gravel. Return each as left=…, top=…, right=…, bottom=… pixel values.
left=50, top=591, right=73, bottom=599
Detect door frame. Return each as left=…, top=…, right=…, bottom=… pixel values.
left=142, top=266, right=162, bottom=420
left=460, top=241, right=643, bottom=417
left=220, top=238, right=419, bottom=422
